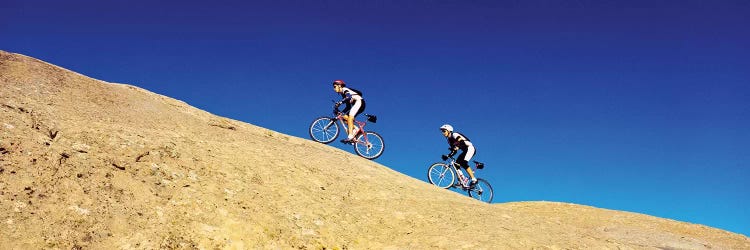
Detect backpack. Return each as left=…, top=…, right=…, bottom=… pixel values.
left=449, top=132, right=472, bottom=149
left=347, top=87, right=363, bottom=97
left=453, top=132, right=470, bottom=142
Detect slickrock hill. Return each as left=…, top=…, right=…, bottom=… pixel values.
left=1, top=50, right=748, bottom=249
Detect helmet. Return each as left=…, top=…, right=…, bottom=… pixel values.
left=332, top=80, right=346, bottom=87
left=439, top=124, right=453, bottom=132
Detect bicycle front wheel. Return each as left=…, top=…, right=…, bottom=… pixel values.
left=309, top=117, right=339, bottom=144
left=427, top=163, right=455, bottom=189
left=468, top=178, right=493, bottom=203
left=354, top=131, right=384, bottom=159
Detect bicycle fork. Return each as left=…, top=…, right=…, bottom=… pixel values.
left=323, top=119, right=337, bottom=131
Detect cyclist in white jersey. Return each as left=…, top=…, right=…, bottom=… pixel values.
left=333, top=80, right=366, bottom=143
left=440, top=124, right=478, bottom=185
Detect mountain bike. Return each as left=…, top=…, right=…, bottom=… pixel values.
left=308, top=102, right=385, bottom=159
left=427, top=156, right=493, bottom=203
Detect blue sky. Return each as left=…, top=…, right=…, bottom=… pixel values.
left=2, top=0, right=748, bottom=236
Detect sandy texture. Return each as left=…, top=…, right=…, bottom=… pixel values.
left=1, top=50, right=748, bottom=249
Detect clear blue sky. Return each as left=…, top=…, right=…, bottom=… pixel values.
left=2, top=0, right=748, bottom=236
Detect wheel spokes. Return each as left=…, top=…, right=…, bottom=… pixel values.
left=429, top=166, right=451, bottom=187
left=354, top=132, right=384, bottom=159
left=310, top=118, right=338, bottom=142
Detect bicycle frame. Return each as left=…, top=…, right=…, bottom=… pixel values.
left=331, top=109, right=372, bottom=145
left=445, top=158, right=473, bottom=189
left=427, top=156, right=492, bottom=202
left=309, top=103, right=384, bottom=159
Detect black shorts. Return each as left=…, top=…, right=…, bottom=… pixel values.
left=342, top=99, right=366, bottom=118
left=456, top=147, right=476, bottom=169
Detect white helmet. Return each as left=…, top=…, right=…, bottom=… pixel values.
left=439, top=124, right=453, bottom=132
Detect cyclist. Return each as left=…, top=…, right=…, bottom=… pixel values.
left=332, top=80, right=366, bottom=143
left=440, top=124, right=478, bottom=185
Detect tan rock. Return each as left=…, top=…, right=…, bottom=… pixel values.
left=1, top=50, right=748, bottom=249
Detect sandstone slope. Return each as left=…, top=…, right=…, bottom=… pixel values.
left=1, top=50, right=748, bottom=249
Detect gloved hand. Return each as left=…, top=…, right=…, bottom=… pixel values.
left=441, top=155, right=449, bottom=161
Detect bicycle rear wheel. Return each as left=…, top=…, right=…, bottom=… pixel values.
left=427, top=163, right=455, bottom=189
left=468, top=178, right=493, bottom=203
left=309, top=117, right=339, bottom=144
left=354, top=131, right=384, bottom=159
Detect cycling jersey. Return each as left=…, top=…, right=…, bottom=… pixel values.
left=447, top=131, right=475, bottom=169
left=340, top=87, right=363, bottom=101
left=448, top=132, right=473, bottom=151
left=340, top=87, right=365, bottom=117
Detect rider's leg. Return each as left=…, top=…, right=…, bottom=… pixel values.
left=466, top=167, right=477, bottom=182
left=346, top=99, right=364, bottom=140
left=459, top=147, right=477, bottom=183
left=345, top=115, right=355, bottom=139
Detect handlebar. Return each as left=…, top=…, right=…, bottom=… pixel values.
left=441, top=155, right=456, bottom=161
left=331, top=100, right=343, bottom=115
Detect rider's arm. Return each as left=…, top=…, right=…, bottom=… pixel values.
left=340, top=96, right=351, bottom=104
left=335, top=93, right=351, bottom=106
left=447, top=147, right=458, bottom=157
left=442, top=148, right=457, bottom=161
left=455, top=135, right=474, bottom=149
left=338, top=89, right=354, bottom=103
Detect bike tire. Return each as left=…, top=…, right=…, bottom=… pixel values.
left=353, top=131, right=385, bottom=159
left=468, top=178, right=493, bottom=203
left=427, top=163, right=455, bottom=189
left=309, top=117, right=339, bottom=144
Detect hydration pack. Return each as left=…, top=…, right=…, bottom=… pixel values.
left=348, top=87, right=363, bottom=97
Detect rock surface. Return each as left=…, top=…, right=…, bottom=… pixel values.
left=1, top=50, right=748, bottom=249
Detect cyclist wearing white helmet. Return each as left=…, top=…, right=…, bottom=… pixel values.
left=333, top=80, right=366, bottom=143
left=440, top=124, right=478, bottom=185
